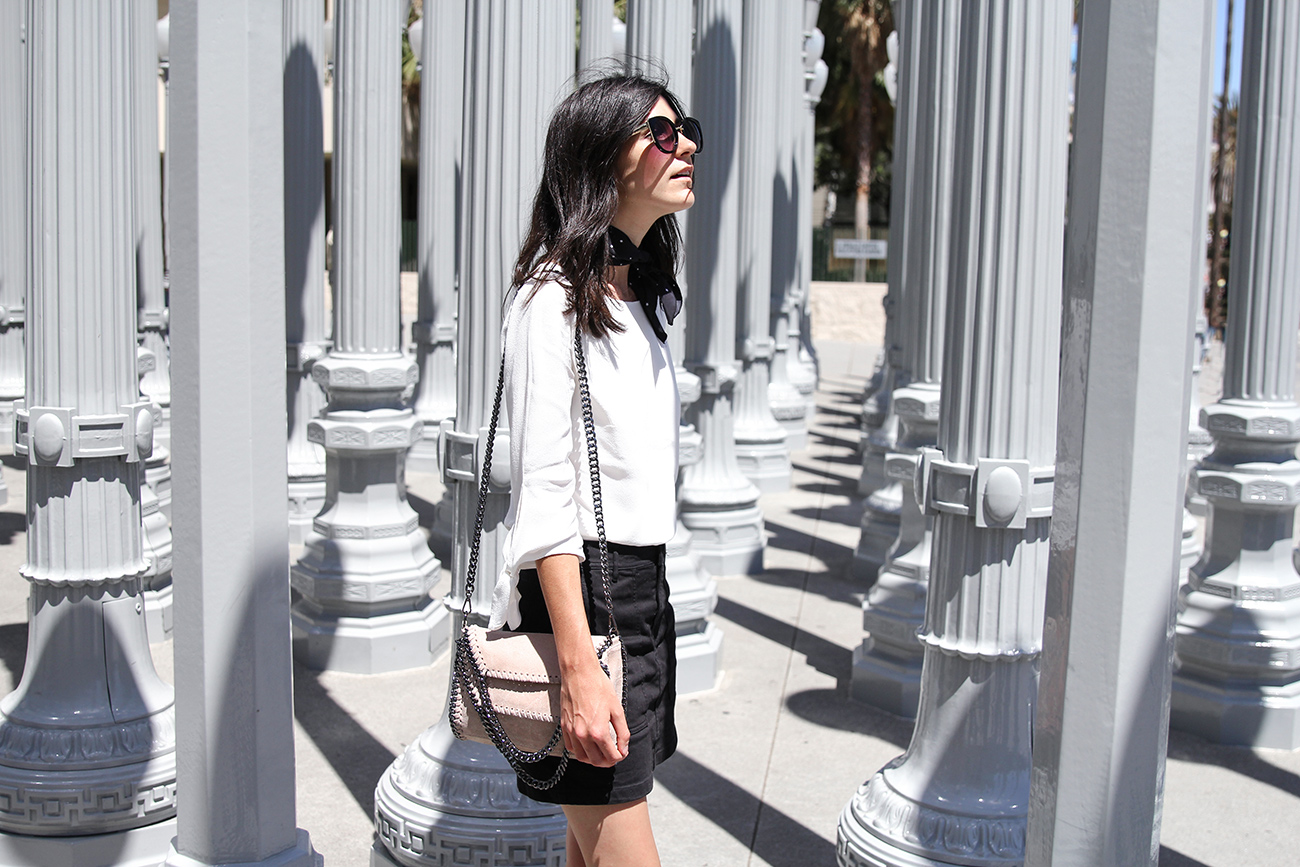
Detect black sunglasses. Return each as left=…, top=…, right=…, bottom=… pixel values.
left=634, top=116, right=704, bottom=155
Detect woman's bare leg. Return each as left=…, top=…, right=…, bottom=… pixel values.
left=566, top=824, right=588, bottom=867
left=563, top=799, right=660, bottom=867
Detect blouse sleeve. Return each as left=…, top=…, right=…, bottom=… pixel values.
left=492, top=282, right=584, bottom=628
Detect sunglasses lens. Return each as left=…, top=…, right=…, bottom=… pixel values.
left=648, top=117, right=676, bottom=153
left=682, top=118, right=703, bottom=153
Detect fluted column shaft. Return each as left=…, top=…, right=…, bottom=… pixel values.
left=407, top=0, right=465, bottom=476
left=0, top=6, right=25, bottom=455
left=850, top=0, right=956, bottom=717
left=839, top=1, right=1070, bottom=864
left=2, top=0, right=176, bottom=855
left=1172, top=0, right=1300, bottom=750
left=135, top=0, right=169, bottom=452
left=732, top=4, right=792, bottom=494
left=765, top=0, right=810, bottom=453
left=373, top=5, right=572, bottom=865
left=291, top=0, right=443, bottom=675
left=283, top=0, right=330, bottom=543
left=625, top=0, right=722, bottom=693
left=851, top=0, right=920, bottom=577
left=579, top=0, right=615, bottom=72
left=679, top=0, right=765, bottom=576
left=787, top=2, right=823, bottom=415
left=1026, top=0, right=1214, bottom=859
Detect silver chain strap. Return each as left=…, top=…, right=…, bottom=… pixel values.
left=451, top=327, right=626, bottom=790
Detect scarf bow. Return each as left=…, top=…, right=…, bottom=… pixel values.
left=606, top=226, right=682, bottom=343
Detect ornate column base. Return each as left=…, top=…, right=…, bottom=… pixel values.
left=144, top=446, right=172, bottom=523
left=838, top=651, right=1035, bottom=867
left=166, top=829, right=320, bottom=867
left=734, top=360, right=792, bottom=494
left=0, top=399, right=17, bottom=453
left=292, top=598, right=449, bottom=675
left=858, top=358, right=891, bottom=450
left=0, top=816, right=177, bottom=867
left=1170, top=672, right=1300, bottom=750
left=142, top=482, right=174, bottom=643
left=1179, top=506, right=1200, bottom=585
left=667, top=519, right=723, bottom=694
left=680, top=503, right=764, bottom=577
left=373, top=720, right=567, bottom=867
left=857, top=417, right=898, bottom=497
left=734, top=439, right=792, bottom=494
left=850, top=542, right=929, bottom=718
left=287, top=474, right=327, bottom=546
left=405, top=428, right=441, bottom=475
left=852, top=482, right=902, bottom=583
left=769, top=382, right=809, bottom=452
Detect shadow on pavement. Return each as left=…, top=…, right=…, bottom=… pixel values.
left=1167, top=727, right=1300, bottom=800
left=784, top=687, right=912, bottom=748
left=293, top=662, right=397, bottom=817
left=655, top=750, right=836, bottom=866
left=0, top=621, right=25, bottom=685
left=714, top=596, right=852, bottom=685
left=763, top=518, right=854, bottom=574
left=1158, top=844, right=1213, bottom=866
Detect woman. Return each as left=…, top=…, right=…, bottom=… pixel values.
left=490, top=73, right=701, bottom=865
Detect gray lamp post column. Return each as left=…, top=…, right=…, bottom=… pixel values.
left=291, top=0, right=445, bottom=675
left=407, top=0, right=463, bottom=479
left=579, top=0, right=616, bottom=72
left=679, top=0, right=765, bottom=576
left=766, top=0, right=810, bottom=454
left=733, top=4, right=792, bottom=494
left=1172, top=0, right=1300, bottom=750
left=0, top=5, right=25, bottom=461
left=788, top=4, right=824, bottom=417
left=0, top=2, right=177, bottom=862
left=165, top=2, right=318, bottom=864
left=373, top=5, right=572, bottom=864
left=283, top=0, right=330, bottom=546
left=837, top=0, right=1070, bottom=863
left=849, top=0, right=956, bottom=718
left=850, top=0, right=922, bottom=582
left=135, top=0, right=170, bottom=458
left=1026, top=0, right=1214, bottom=859
left=627, top=0, right=724, bottom=693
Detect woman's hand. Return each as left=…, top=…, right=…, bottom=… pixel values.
left=559, top=653, right=630, bottom=767
left=535, top=552, right=630, bottom=768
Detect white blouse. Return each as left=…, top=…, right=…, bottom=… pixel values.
left=489, top=277, right=681, bottom=630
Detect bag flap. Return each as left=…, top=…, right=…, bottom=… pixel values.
left=466, top=626, right=622, bottom=687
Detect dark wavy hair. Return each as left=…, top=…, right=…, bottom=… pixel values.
left=512, top=72, right=687, bottom=338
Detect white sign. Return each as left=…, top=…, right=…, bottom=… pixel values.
left=833, top=238, right=888, bottom=260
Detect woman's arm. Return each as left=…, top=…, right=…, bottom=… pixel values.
left=536, top=552, right=630, bottom=767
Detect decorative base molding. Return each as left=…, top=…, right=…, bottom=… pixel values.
left=291, top=597, right=450, bottom=674
left=1179, top=507, right=1200, bottom=585
left=0, top=816, right=177, bottom=867
left=680, top=503, right=765, bottom=576
left=837, top=770, right=1025, bottom=867
left=852, top=484, right=903, bottom=583
left=373, top=723, right=566, bottom=867
left=287, top=475, right=326, bottom=546
left=144, top=452, right=172, bottom=523
left=165, top=829, right=320, bottom=867
left=858, top=439, right=892, bottom=498
left=405, top=429, right=441, bottom=475
left=144, top=582, right=173, bottom=644
left=1171, top=666, right=1300, bottom=750
left=0, top=749, right=176, bottom=837
left=0, top=401, right=17, bottom=453
left=676, top=621, right=724, bottom=695
left=848, top=639, right=921, bottom=719
left=734, top=439, right=792, bottom=494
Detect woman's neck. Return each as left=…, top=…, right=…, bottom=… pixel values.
left=607, top=263, right=635, bottom=301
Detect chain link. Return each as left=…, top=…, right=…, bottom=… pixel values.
left=450, top=325, right=622, bottom=790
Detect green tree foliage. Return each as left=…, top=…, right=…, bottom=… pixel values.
left=815, top=0, right=895, bottom=227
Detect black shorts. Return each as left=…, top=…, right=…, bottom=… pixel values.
left=513, top=540, right=677, bottom=805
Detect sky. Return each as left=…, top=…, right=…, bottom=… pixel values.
left=1213, top=0, right=1243, bottom=102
